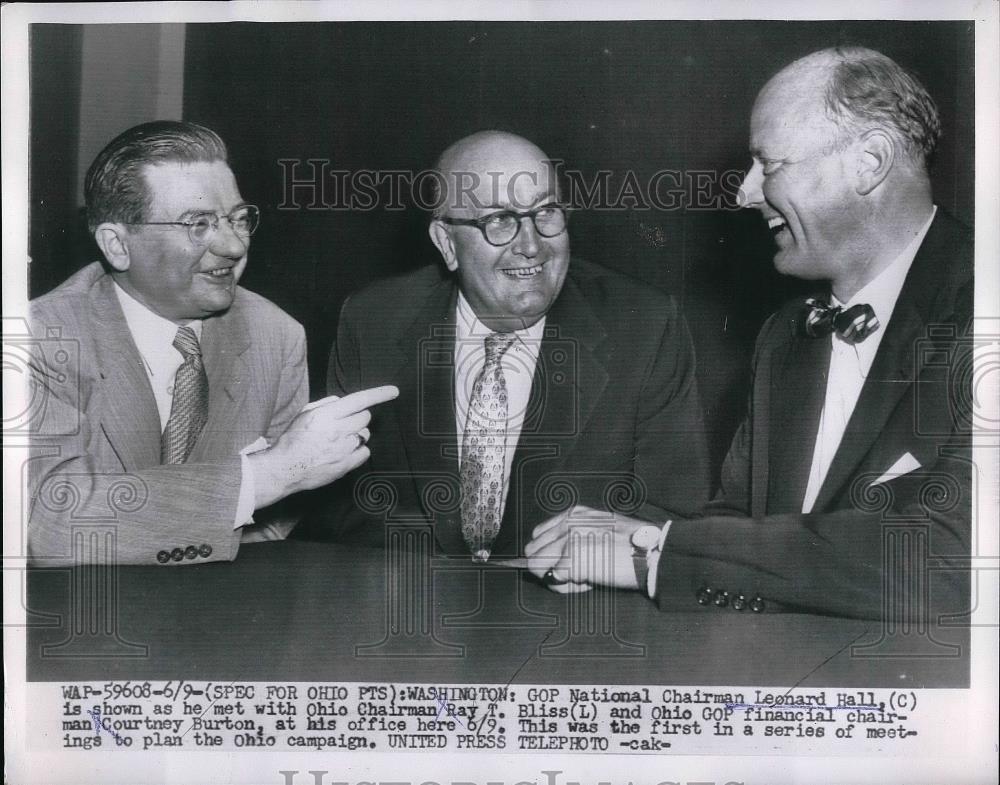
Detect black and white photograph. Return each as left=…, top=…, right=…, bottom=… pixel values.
left=3, top=2, right=998, bottom=784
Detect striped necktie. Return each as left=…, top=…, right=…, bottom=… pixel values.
left=460, top=331, right=517, bottom=562
left=161, top=325, right=209, bottom=464
left=804, top=298, right=880, bottom=344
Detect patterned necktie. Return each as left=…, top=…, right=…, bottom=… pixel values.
left=460, top=331, right=518, bottom=562
left=161, top=325, right=209, bottom=464
left=804, top=298, right=880, bottom=344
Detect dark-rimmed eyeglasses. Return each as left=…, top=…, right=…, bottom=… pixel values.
left=437, top=203, right=569, bottom=246
left=125, top=204, right=260, bottom=246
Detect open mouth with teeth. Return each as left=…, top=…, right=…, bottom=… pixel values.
left=767, top=215, right=789, bottom=238
left=202, top=267, right=234, bottom=280
left=501, top=263, right=545, bottom=279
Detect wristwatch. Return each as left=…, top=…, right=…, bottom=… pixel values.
left=630, top=525, right=662, bottom=591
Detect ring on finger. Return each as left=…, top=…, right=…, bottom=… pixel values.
left=542, top=567, right=570, bottom=587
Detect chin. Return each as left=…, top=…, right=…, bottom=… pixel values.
left=773, top=250, right=819, bottom=281
left=200, top=296, right=236, bottom=317
left=515, top=293, right=555, bottom=318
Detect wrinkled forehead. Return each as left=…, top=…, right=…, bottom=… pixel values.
left=442, top=147, right=559, bottom=214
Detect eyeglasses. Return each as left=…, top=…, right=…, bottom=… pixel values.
left=438, top=203, right=569, bottom=246
left=126, top=204, right=260, bottom=246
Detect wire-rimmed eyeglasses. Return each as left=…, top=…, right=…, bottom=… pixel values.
left=437, top=203, right=569, bottom=246
left=125, top=204, right=260, bottom=246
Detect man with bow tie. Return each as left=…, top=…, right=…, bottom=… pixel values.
left=528, top=46, right=973, bottom=620
left=316, top=130, right=710, bottom=560
left=27, top=121, right=397, bottom=566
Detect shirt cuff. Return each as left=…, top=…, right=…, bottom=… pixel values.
left=646, top=519, right=672, bottom=598
left=234, top=435, right=270, bottom=530
left=240, top=517, right=298, bottom=543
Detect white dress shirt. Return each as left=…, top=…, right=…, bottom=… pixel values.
left=644, top=207, right=937, bottom=598
left=800, top=206, right=936, bottom=513
left=113, top=283, right=256, bottom=530
left=454, top=292, right=546, bottom=523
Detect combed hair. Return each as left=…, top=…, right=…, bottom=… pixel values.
left=84, top=120, right=228, bottom=232
left=824, top=46, right=941, bottom=166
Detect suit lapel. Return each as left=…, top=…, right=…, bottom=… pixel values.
left=812, top=213, right=959, bottom=511
left=90, top=276, right=162, bottom=469
left=766, top=306, right=831, bottom=513
left=186, top=305, right=251, bottom=462
left=393, top=278, right=465, bottom=552
left=496, top=272, right=610, bottom=553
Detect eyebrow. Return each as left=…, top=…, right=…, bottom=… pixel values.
left=478, top=195, right=560, bottom=213
left=177, top=201, right=249, bottom=219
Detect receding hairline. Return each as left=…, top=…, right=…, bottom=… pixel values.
left=755, top=46, right=940, bottom=166
left=757, top=51, right=836, bottom=111
left=435, top=130, right=552, bottom=178
left=430, top=131, right=559, bottom=216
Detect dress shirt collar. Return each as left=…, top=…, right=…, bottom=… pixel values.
left=113, top=282, right=203, bottom=370
left=455, top=291, right=546, bottom=348
left=832, top=206, right=937, bottom=325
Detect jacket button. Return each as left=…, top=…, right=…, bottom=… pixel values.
left=713, top=590, right=729, bottom=608
left=696, top=586, right=713, bottom=605
left=184, top=546, right=198, bottom=560
left=198, top=544, right=212, bottom=558
left=731, top=594, right=747, bottom=611
left=156, top=550, right=170, bottom=564
left=170, top=548, right=184, bottom=562
left=749, top=595, right=766, bottom=613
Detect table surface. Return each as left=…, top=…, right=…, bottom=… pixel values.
left=26, top=540, right=969, bottom=687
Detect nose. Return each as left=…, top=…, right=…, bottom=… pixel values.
left=210, top=217, right=249, bottom=259
left=737, top=160, right=765, bottom=209
left=510, top=215, right=540, bottom=258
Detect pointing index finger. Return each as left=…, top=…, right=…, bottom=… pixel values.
left=328, top=385, right=400, bottom=416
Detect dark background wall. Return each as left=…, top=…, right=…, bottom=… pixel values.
left=29, top=20, right=975, bottom=475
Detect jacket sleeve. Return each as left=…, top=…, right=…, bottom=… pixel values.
left=654, top=311, right=972, bottom=620
left=26, top=316, right=309, bottom=567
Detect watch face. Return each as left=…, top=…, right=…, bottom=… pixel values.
left=631, top=525, right=661, bottom=550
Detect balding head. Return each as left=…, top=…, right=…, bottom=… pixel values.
left=431, top=131, right=560, bottom=218
left=762, top=46, right=940, bottom=169
left=428, top=131, right=570, bottom=332
left=739, top=46, right=938, bottom=299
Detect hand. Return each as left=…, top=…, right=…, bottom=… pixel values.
left=525, top=505, right=645, bottom=591
left=250, top=385, right=399, bottom=508
left=523, top=507, right=593, bottom=593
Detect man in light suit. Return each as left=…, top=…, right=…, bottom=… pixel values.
left=528, top=47, right=973, bottom=620
left=28, top=121, right=396, bottom=566
left=316, top=130, right=710, bottom=559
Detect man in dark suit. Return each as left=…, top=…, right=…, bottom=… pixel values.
left=28, top=121, right=396, bottom=566
left=321, top=130, right=710, bottom=559
left=527, top=46, right=973, bottom=620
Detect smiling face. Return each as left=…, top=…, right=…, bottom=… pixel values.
left=430, top=133, right=570, bottom=332
left=114, top=160, right=250, bottom=323
left=738, top=68, right=863, bottom=282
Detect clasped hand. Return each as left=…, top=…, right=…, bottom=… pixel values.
left=524, top=505, right=645, bottom=593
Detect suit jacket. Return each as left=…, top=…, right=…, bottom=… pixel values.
left=27, top=262, right=308, bottom=566
left=314, top=258, right=710, bottom=557
left=657, top=211, right=974, bottom=619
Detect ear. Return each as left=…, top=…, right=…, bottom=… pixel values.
left=94, top=223, right=131, bottom=272
left=855, top=130, right=895, bottom=195
left=429, top=220, right=458, bottom=272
